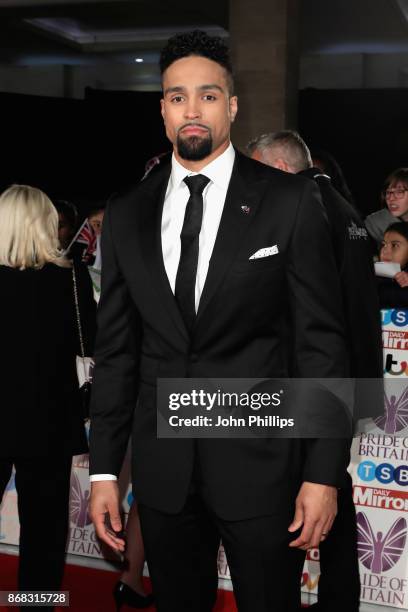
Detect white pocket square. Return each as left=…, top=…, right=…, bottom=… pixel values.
left=249, top=245, right=279, bottom=260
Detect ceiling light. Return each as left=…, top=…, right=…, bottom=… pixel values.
left=135, top=58, right=144, bottom=63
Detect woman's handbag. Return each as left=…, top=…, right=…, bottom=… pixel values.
left=72, top=265, right=93, bottom=420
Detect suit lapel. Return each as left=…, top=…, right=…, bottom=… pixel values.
left=137, top=151, right=269, bottom=340
left=138, top=165, right=189, bottom=342
left=196, top=152, right=269, bottom=323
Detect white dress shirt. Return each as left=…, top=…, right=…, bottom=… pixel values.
left=162, top=142, right=235, bottom=311
left=90, top=143, right=235, bottom=483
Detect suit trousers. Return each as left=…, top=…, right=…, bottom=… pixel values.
left=0, top=455, right=72, bottom=606
left=307, top=478, right=360, bottom=612
left=138, top=493, right=306, bottom=612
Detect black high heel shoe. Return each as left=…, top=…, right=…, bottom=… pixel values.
left=113, top=581, right=154, bottom=611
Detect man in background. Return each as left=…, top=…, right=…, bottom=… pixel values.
left=249, top=130, right=383, bottom=612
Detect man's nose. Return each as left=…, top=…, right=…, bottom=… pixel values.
left=184, top=99, right=201, bottom=119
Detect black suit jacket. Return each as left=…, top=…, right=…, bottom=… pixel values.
left=89, top=151, right=350, bottom=520
left=299, top=168, right=383, bottom=420
left=1, top=262, right=96, bottom=458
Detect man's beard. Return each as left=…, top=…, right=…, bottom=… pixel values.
left=177, top=133, right=213, bottom=161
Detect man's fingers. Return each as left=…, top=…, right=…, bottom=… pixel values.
left=320, top=516, right=335, bottom=541
left=92, top=510, right=107, bottom=540
left=89, top=481, right=125, bottom=552
left=104, top=501, right=125, bottom=550
left=290, top=482, right=338, bottom=549
left=290, top=513, right=336, bottom=549
left=103, top=528, right=126, bottom=552
left=309, top=514, right=336, bottom=548
left=288, top=504, right=304, bottom=533
left=107, top=503, right=123, bottom=533
left=92, top=510, right=123, bottom=551
left=308, top=520, right=327, bottom=549
left=289, top=516, right=315, bottom=548
left=93, top=512, right=125, bottom=551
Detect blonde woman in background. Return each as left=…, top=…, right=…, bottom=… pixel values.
left=0, top=185, right=96, bottom=609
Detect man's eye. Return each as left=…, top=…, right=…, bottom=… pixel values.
left=171, top=96, right=184, bottom=103
left=203, top=94, right=216, bottom=101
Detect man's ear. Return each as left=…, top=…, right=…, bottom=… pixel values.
left=229, top=96, right=238, bottom=123
left=274, top=158, right=291, bottom=173
left=160, top=98, right=165, bottom=122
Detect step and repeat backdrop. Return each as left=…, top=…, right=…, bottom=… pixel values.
left=1, top=307, right=408, bottom=608
left=303, top=308, right=408, bottom=609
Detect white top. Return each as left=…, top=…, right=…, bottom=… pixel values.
left=90, top=143, right=235, bottom=482
left=162, top=142, right=235, bottom=311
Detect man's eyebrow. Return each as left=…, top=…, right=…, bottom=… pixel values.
left=197, top=84, right=224, bottom=93
left=163, top=86, right=186, bottom=95
left=163, top=84, right=225, bottom=95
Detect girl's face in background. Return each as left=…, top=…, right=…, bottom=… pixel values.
left=88, top=210, right=104, bottom=235
left=380, top=230, right=408, bottom=268
left=384, top=181, right=408, bottom=220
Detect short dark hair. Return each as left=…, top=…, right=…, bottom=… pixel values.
left=384, top=221, right=408, bottom=242
left=384, top=168, right=408, bottom=191
left=160, top=30, right=234, bottom=94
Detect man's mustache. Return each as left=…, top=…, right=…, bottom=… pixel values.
left=177, top=123, right=211, bottom=134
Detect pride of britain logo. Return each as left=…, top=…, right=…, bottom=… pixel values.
left=69, top=472, right=92, bottom=528
left=374, top=388, right=408, bottom=434
left=357, top=512, right=407, bottom=573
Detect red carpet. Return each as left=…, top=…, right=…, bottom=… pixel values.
left=0, top=553, right=310, bottom=610
left=0, top=553, right=237, bottom=611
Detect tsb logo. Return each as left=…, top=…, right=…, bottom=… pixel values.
left=358, top=461, right=408, bottom=486
left=382, top=309, right=408, bottom=327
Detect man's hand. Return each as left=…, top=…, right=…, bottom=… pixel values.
left=89, top=480, right=125, bottom=552
left=288, top=481, right=337, bottom=550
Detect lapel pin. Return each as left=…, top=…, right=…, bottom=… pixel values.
left=241, top=205, right=251, bottom=214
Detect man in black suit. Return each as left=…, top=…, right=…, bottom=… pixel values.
left=249, top=130, right=383, bottom=612
left=89, top=31, right=351, bottom=612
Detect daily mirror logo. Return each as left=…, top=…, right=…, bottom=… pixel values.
left=354, top=485, right=408, bottom=511
left=383, top=330, right=408, bottom=350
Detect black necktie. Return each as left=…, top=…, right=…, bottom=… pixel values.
left=175, top=174, right=210, bottom=333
